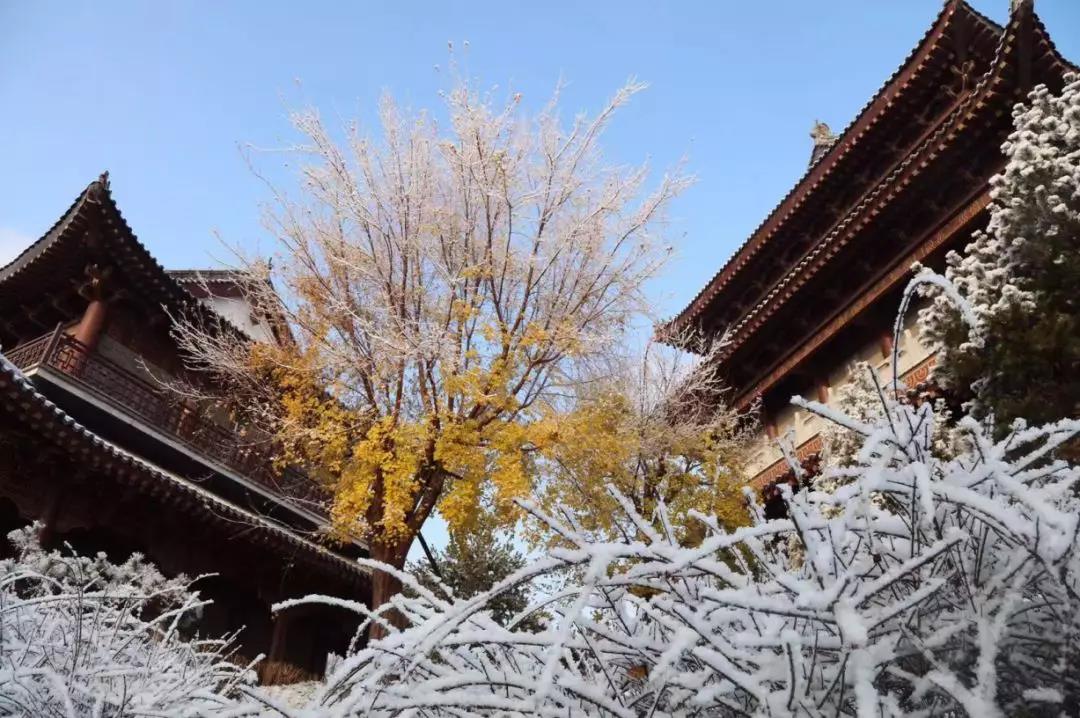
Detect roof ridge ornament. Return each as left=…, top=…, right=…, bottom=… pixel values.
left=1010, top=0, right=1033, bottom=13
left=809, top=120, right=838, bottom=166
left=87, top=171, right=111, bottom=202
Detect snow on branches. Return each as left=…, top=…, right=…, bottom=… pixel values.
left=918, top=74, right=1080, bottom=431
left=1, top=280, right=1076, bottom=716
left=266, top=271, right=1080, bottom=718
left=0, top=525, right=255, bottom=717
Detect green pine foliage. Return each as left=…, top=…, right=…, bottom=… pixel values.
left=409, top=525, right=542, bottom=630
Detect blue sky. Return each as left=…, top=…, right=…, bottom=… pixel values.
left=3, top=1, right=1078, bottom=556
left=3, top=1, right=1079, bottom=319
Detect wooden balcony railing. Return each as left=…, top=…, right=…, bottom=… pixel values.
left=6, top=325, right=324, bottom=510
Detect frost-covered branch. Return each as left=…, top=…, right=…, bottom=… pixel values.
left=0, top=525, right=255, bottom=717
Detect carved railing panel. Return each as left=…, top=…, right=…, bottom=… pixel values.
left=3, top=332, right=54, bottom=369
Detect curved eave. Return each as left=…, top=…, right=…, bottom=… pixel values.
left=0, top=181, right=95, bottom=285
left=1030, top=8, right=1079, bottom=76
left=664, top=0, right=1000, bottom=343
left=716, top=0, right=1072, bottom=393
left=0, top=353, right=369, bottom=586
left=0, top=176, right=196, bottom=316
left=1, top=176, right=267, bottom=349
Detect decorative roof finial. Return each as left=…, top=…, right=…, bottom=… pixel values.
left=98, top=171, right=110, bottom=189
left=1010, top=0, right=1033, bottom=13
left=810, top=121, right=836, bottom=145
left=809, top=121, right=838, bottom=166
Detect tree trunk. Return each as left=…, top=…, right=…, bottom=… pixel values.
left=367, top=538, right=411, bottom=641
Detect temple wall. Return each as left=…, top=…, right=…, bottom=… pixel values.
left=198, top=295, right=277, bottom=344
left=96, top=334, right=174, bottom=383
left=98, top=303, right=183, bottom=374
left=744, top=304, right=935, bottom=483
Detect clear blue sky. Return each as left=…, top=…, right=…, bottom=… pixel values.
left=2, top=1, right=1078, bottom=320
left=2, top=1, right=1077, bottom=556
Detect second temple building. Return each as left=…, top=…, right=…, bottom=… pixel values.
left=665, top=0, right=1076, bottom=487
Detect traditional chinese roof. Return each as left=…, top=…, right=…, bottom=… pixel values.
left=0, top=352, right=368, bottom=586
left=664, top=0, right=1075, bottom=407
left=168, top=268, right=250, bottom=285
left=0, top=174, right=200, bottom=343
left=0, top=176, right=338, bottom=550
left=0, top=175, right=272, bottom=350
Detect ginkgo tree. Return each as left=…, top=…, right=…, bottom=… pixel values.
left=531, top=336, right=755, bottom=547
left=173, top=76, right=698, bottom=618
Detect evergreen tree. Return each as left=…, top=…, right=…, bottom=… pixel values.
left=409, top=525, right=540, bottom=630
left=919, top=75, right=1080, bottom=438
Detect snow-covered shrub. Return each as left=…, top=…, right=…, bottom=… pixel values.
left=0, top=525, right=255, bottom=716
left=820, top=361, right=962, bottom=472
left=919, top=74, right=1080, bottom=433
left=268, top=270, right=1080, bottom=718
left=1, top=524, right=192, bottom=600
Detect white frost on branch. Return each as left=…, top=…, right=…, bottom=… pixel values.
left=918, top=74, right=1080, bottom=421
left=0, top=525, right=255, bottom=717
left=3, top=271, right=1078, bottom=717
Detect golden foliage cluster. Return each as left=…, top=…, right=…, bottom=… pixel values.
left=531, top=389, right=753, bottom=546
left=257, top=334, right=752, bottom=550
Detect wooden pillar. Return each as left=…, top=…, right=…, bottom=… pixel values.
left=73, top=263, right=113, bottom=351
left=764, top=418, right=778, bottom=440
left=268, top=609, right=291, bottom=664
left=73, top=298, right=109, bottom=350
left=815, top=378, right=830, bottom=405
left=878, top=331, right=894, bottom=360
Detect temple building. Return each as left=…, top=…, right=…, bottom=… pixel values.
left=664, top=0, right=1075, bottom=486
left=0, top=175, right=368, bottom=682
